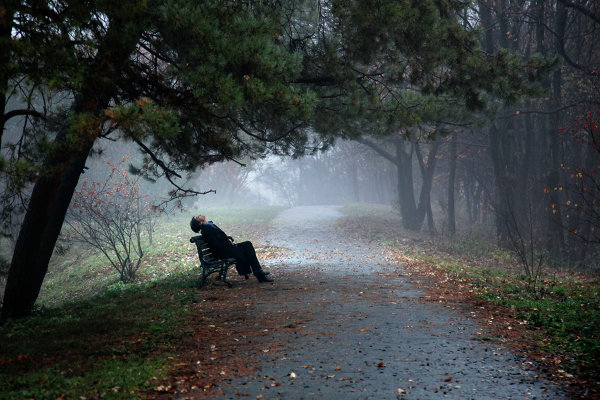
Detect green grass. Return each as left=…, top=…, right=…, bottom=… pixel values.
left=0, top=206, right=284, bottom=399
left=0, top=277, right=195, bottom=399
left=338, top=203, right=600, bottom=380
left=408, top=249, right=600, bottom=378
left=479, top=279, right=600, bottom=377
left=38, top=206, right=284, bottom=307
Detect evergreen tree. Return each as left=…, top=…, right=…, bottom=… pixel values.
left=0, top=0, right=314, bottom=321
left=1, top=0, right=551, bottom=321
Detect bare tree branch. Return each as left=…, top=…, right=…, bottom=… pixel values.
left=133, top=139, right=216, bottom=201
left=1, top=109, right=45, bottom=124
left=355, top=137, right=396, bottom=164
left=557, top=0, right=600, bottom=25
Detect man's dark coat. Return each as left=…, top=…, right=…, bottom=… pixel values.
left=199, top=223, right=252, bottom=275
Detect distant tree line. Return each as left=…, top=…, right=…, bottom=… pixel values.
left=263, top=1, right=600, bottom=270
left=449, top=0, right=600, bottom=267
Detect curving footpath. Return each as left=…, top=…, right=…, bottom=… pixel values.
left=216, top=206, right=566, bottom=400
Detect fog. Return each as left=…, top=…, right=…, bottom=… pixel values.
left=190, top=142, right=398, bottom=208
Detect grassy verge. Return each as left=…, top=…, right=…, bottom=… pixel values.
left=337, top=203, right=600, bottom=381
left=38, top=206, right=284, bottom=307
left=1, top=278, right=194, bottom=399
left=0, top=206, right=283, bottom=399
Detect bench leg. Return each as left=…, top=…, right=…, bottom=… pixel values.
left=197, top=263, right=235, bottom=288
left=198, top=268, right=209, bottom=288
left=220, top=266, right=232, bottom=287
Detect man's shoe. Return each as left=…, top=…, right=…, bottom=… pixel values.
left=257, top=273, right=274, bottom=283
left=254, top=268, right=270, bottom=276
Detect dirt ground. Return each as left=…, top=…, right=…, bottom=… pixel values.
left=151, top=206, right=573, bottom=400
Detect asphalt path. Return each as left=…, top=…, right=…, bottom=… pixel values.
left=217, top=206, right=566, bottom=400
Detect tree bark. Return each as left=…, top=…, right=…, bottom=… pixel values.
left=0, top=1, right=16, bottom=148
left=447, top=133, right=457, bottom=236
left=545, top=1, right=567, bottom=255
left=1, top=11, right=145, bottom=322
left=395, top=137, right=420, bottom=230
left=1, top=125, right=96, bottom=319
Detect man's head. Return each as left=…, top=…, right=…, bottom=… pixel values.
left=190, top=214, right=206, bottom=233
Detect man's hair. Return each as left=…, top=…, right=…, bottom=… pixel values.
left=190, top=217, right=201, bottom=233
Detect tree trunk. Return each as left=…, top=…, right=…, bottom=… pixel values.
left=447, top=133, right=457, bottom=236
left=426, top=201, right=436, bottom=237
left=395, top=138, right=420, bottom=230
left=415, top=139, right=441, bottom=231
left=1, top=11, right=145, bottom=322
left=480, top=0, right=515, bottom=246
left=545, top=1, right=567, bottom=255
left=0, top=1, right=16, bottom=148
left=351, top=159, right=360, bottom=203
left=356, top=134, right=438, bottom=232
left=1, top=129, right=96, bottom=320
left=488, top=124, right=514, bottom=245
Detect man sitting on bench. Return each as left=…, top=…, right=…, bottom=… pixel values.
left=190, top=214, right=273, bottom=283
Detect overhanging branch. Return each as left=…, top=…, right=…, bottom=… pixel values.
left=355, top=137, right=396, bottom=164
left=557, top=0, right=600, bottom=25
left=2, top=109, right=45, bottom=124
left=133, top=139, right=215, bottom=198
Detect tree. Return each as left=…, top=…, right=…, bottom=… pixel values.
left=1, top=0, right=314, bottom=321
left=357, top=131, right=441, bottom=232
left=559, top=109, right=600, bottom=259
left=66, top=157, right=155, bottom=283
left=1, top=0, right=553, bottom=321
left=467, top=0, right=599, bottom=262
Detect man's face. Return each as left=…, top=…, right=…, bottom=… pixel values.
left=194, top=214, right=206, bottom=224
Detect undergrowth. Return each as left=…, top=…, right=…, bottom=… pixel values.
left=338, top=203, right=600, bottom=380
left=0, top=277, right=196, bottom=399
left=38, top=206, right=283, bottom=307
left=0, top=206, right=283, bottom=399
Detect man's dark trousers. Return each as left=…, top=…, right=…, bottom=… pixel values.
left=230, top=241, right=262, bottom=276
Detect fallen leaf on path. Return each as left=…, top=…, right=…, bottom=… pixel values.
left=377, top=362, right=386, bottom=368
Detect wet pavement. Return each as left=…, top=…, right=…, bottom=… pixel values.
left=216, top=206, right=566, bottom=399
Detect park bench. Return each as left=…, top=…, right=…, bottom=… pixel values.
left=190, top=235, right=246, bottom=287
